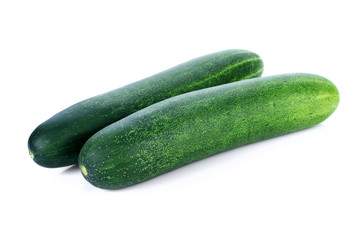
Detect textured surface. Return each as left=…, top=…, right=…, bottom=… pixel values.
left=28, top=49, right=263, bottom=168
left=79, top=73, right=340, bottom=189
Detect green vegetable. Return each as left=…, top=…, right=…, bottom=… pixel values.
left=79, top=73, right=339, bottom=189
left=28, top=49, right=263, bottom=168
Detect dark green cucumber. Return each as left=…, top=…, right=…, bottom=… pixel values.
left=79, top=73, right=339, bottom=189
left=28, top=49, right=263, bottom=168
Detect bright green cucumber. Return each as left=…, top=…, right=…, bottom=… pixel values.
left=79, top=73, right=339, bottom=189
left=28, top=49, right=263, bottom=168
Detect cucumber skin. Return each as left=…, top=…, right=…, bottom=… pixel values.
left=28, top=49, right=263, bottom=168
left=79, top=73, right=339, bottom=189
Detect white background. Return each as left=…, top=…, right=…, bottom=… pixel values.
left=1, top=0, right=361, bottom=239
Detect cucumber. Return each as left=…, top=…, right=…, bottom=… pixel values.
left=28, top=49, right=263, bottom=168
left=78, top=73, right=339, bottom=189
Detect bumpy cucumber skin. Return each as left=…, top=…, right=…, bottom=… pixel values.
left=28, top=50, right=263, bottom=168
left=79, top=73, right=339, bottom=189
